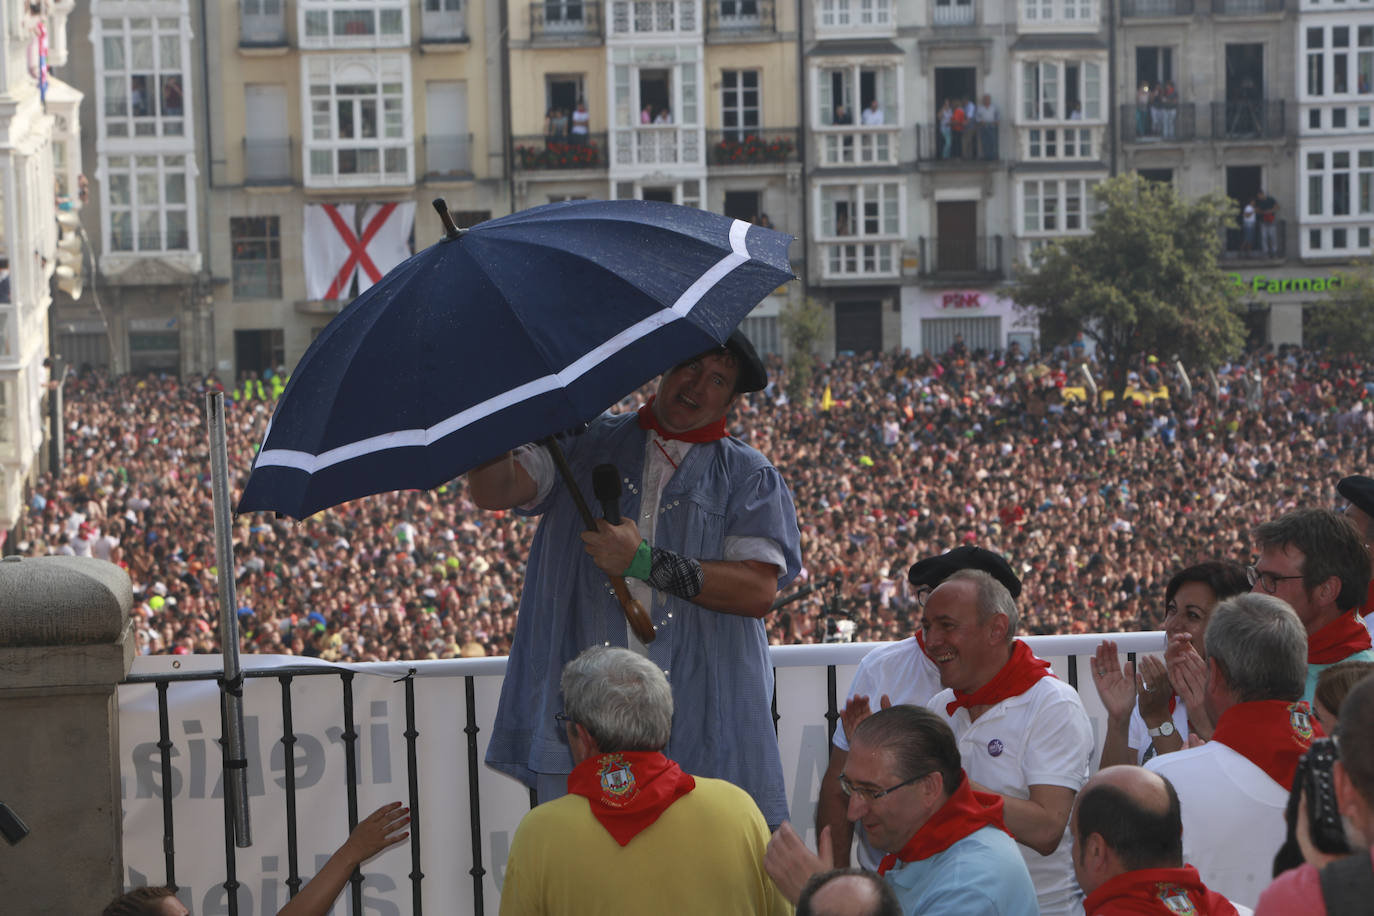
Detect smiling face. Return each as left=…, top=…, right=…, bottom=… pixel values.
left=843, top=738, right=937, bottom=854
left=651, top=351, right=739, bottom=434
left=1252, top=543, right=1321, bottom=630
left=1163, top=581, right=1220, bottom=651
left=921, top=579, right=1009, bottom=693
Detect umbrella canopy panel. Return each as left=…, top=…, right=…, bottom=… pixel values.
left=239, top=199, right=794, bottom=519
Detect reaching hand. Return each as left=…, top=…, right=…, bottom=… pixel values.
left=340, top=802, right=411, bottom=869
left=1166, top=633, right=1208, bottom=712
left=840, top=694, right=890, bottom=742
left=1091, top=640, right=1137, bottom=721
left=1137, top=654, right=1172, bottom=721
left=764, top=822, right=833, bottom=905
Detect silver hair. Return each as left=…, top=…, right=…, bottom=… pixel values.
left=946, top=568, right=1019, bottom=643
left=1203, top=593, right=1307, bottom=703
left=561, top=646, right=673, bottom=752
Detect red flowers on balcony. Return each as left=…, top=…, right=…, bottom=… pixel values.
left=713, top=134, right=795, bottom=165
left=516, top=141, right=602, bottom=170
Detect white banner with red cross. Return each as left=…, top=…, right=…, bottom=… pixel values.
left=303, top=202, right=416, bottom=301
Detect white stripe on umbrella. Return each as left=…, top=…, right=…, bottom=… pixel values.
left=252, top=219, right=755, bottom=476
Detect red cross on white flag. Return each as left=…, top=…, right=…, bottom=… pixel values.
left=303, top=202, right=416, bottom=301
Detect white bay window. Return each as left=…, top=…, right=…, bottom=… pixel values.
left=304, top=55, right=413, bottom=186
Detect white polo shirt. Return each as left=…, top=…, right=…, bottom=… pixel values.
left=930, top=675, right=1094, bottom=916
left=833, top=637, right=945, bottom=869
left=1144, top=739, right=1288, bottom=910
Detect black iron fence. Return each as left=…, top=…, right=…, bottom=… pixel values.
left=530, top=1, right=603, bottom=39
left=1215, top=0, right=1283, bottom=13
left=1221, top=218, right=1287, bottom=261
left=511, top=132, right=608, bottom=170
left=915, top=121, right=1003, bottom=163
left=1119, top=102, right=1197, bottom=142
left=705, top=0, right=776, bottom=33
left=1212, top=100, right=1285, bottom=139
left=705, top=127, right=800, bottom=166
left=918, top=236, right=1004, bottom=278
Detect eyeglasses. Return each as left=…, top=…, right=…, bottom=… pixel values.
left=554, top=711, right=575, bottom=725
left=1246, top=565, right=1305, bottom=594
left=838, top=772, right=926, bottom=802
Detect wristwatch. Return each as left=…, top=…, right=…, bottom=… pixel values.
left=1148, top=721, right=1176, bottom=738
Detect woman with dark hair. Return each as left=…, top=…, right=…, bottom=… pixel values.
left=1092, top=561, right=1250, bottom=767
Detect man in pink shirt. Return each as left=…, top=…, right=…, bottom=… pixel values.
left=1257, top=673, right=1374, bottom=914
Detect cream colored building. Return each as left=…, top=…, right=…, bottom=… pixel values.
left=0, top=0, right=81, bottom=539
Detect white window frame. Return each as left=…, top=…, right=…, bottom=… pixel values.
left=721, top=70, right=762, bottom=139
left=92, top=11, right=193, bottom=142
left=1018, top=176, right=1102, bottom=236
left=99, top=152, right=195, bottom=255
left=814, top=180, right=904, bottom=278
left=609, top=0, right=701, bottom=36
left=1303, top=22, right=1374, bottom=105
left=298, top=0, right=410, bottom=50
left=1020, top=0, right=1098, bottom=27
left=303, top=54, right=414, bottom=188
left=816, top=0, right=895, bottom=35
left=1018, top=57, right=1105, bottom=122
left=1025, top=126, right=1098, bottom=160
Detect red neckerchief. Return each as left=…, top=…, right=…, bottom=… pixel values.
left=1307, top=611, right=1373, bottom=664
left=877, top=771, right=1006, bottom=874
left=1211, top=700, right=1323, bottom=789
left=636, top=397, right=728, bottom=443
left=566, top=751, right=695, bottom=846
left=1082, top=866, right=1239, bottom=915
left=946, top=640, right=1055, bottom=716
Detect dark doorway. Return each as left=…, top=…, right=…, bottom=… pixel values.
left=1225, top=165, right=1263, bottom=251
left=235, top=329, right=284, bottom=378
left=1138, top=168, right=1174, bottom=184
left=834, top=301, right=883, bottom=355
left=1225, top=44, right=1264, bottom=100
left=639, top=69, right=670, bottom=119
left=1136, top=46, right=1174, bottom=90
left=934, top=67, right=977, bottom=113
left=724, top=190, right=762, bottom=223
left=642, top=186, right=675, bottom=203
left=547, top=77, right=580, bottom=114
left=937, top=201, right=978, bottom=273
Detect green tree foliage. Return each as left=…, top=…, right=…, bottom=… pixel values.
left=1010, top=173, right=1246, bottom=400
left=779, top=296, right=828, bottom=403
left=1312, top=261, right=1374, bottom=356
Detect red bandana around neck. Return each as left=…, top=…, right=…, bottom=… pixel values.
left=637, top=397, right=729, bottom=443
left=1082, top=866, right=1239, bottom=916
left=566, top=751, right=696, bottom=846
left=877, top=771, right=1007, bottom=874
left=1211, top=700, right=1323, bottom=789
left=946, top=640, right=1055, bottom=717
left=1307, top=610, right=1373, bottom=664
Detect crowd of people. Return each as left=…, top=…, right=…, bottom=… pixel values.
left=8, top=342, right=1373, bottom=663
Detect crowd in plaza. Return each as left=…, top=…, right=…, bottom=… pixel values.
left=9, top=342, right=1373, bottom=662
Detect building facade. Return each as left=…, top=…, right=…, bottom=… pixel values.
left=0, top=0, right=82, bottom=541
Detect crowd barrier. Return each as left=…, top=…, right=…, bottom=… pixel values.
left=117, top=631, right=1166, bottom=915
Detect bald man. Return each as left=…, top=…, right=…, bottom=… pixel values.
left=797, top=869, right=901, bottom=916
left=1072, top=766, right=1242, bottom=915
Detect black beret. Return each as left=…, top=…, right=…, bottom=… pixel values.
left=908, top=545, right=1022, bottom=599
left=722, top=329, right=768, bottom=393
left=1338, top=475, right=1374, bottom=518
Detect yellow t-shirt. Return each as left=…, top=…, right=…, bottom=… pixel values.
left=499, top=775, right=791, bottom=916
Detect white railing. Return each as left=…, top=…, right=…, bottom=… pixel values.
left=114, top=631, right=1162, bottom=914
left=933, top=0, right=976, bottom=24
left=614, top=125, right=702, bottom=165
left=610, top=0, right=700, bottom=33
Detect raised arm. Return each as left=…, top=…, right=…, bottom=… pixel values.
left=276, top=802, right=410, bottom=916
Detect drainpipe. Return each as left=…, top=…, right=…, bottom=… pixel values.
left=1107, top=0, right=1117, bottom=176
left=500, top=0, right=514, bottom=213
left=796, top=0, right=809, bottom=299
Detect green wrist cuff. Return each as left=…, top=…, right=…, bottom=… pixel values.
left=623, top=539, right=652, bottom=580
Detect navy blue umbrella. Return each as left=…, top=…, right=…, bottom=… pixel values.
left=237, top=198, right=794, bottom=521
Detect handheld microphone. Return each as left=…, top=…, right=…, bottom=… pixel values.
left=592, top=464, right=621, bottom=525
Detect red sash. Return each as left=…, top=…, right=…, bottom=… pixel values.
left=566, top=751, right=696, bottom=846
left=1083, top=866, right=1239, bottom=915
left=1211, top=700, right=1322, bottom=789
left=877, top=772, right=1006, bottom=874
left=1308, top=610, right=1374, bottom=664
left=637, top=397, right=728, bottom=443
left=946, top=640, right=1054, bottom=716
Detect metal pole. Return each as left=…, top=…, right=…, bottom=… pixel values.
left=207, top=391, right=252, bottom=847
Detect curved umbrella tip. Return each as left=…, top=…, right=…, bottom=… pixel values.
left=432, top=198, right=464, bottom=240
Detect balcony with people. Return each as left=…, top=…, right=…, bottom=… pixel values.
left=1120, top=83, right=1196, bottom=143
left=512, top=131, right=608, bottom=172
left=814, top=68, right=903, bottom=168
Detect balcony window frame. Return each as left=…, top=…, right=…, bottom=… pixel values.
left=303, top=54, right=415, bottom=188
left=814, top=179, right=904, bottom=278
left=1020, top=0, right=1098, bottom=28
left=94, top=13, right=192, bottom=142
left=1018, top=175, right=1102, bottom=236
left=816, top=0, right=895, bottom=35
left=297, top=0, right=410, bottom=50
left=1018, top=56, right=1105, bottom=122
left=100, top=152, right=195, bottom=256
left=721, top=69, right=762, bottom=141
left=231, top=216, right=283, bottom=299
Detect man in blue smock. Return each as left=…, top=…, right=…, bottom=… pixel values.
left=467, top=331, right=801, bottom=825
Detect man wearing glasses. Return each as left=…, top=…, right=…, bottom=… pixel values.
left=816, top=546, right=1022, bottom=870
left=765, top=705, right=1037, bottom=915
left=1251, top=507, right=1374, bottom=704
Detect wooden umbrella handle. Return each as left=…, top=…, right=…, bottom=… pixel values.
left=543, top=437, right=657, bottom=644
